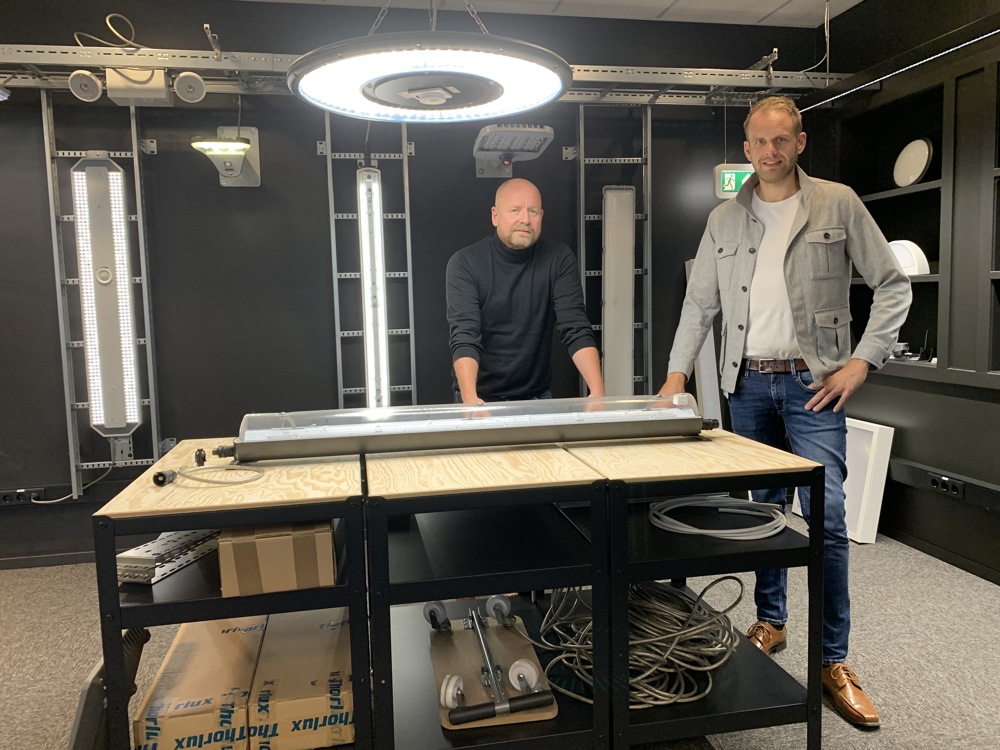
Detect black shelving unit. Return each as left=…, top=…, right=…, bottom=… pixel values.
left=365, top=483, right=611, bottom=750
left=604, top=467, right=826, bottom=750
left=93, top=433, right=825, bottom=750
left=93, top=496, right=371, bottom=750
left=831, top=38, right=1000, bottom=390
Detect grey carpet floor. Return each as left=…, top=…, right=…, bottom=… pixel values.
left=1, top=514, right=997, bottom=749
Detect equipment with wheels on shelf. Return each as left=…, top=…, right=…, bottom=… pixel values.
left=424, top=597, right=556, bottom=729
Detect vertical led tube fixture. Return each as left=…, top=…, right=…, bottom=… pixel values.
left=70, top=155, right=142, bottom=436
left=602, top=185, right=636, bottom=397
left=357, top=167, right=391, bottom=408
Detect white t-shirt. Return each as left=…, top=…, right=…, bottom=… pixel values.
left=744, top=190, right=802, bottom=359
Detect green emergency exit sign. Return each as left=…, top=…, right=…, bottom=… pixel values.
left=713, top=163, right=755, bottom=199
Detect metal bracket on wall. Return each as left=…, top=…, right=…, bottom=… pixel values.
left=109, top=437, right=135, bottom=464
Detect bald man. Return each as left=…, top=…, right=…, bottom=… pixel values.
left=446, top=178, right=604, bottom=404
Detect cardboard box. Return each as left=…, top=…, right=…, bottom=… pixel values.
left=218, top=523, right=335, bottom=598
left=249, top=608, right=354, bottom=750
left=132, top=616, right=267, bottom=750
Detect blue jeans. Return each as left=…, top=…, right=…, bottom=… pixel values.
left=727, top=363, right=850, bottom=665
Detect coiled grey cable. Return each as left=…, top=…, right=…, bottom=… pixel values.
left=648, top=494, right=786, bottom=540
left=624, top=578, right=742, bottom=708
left=512, top=577, right=743, bottom=707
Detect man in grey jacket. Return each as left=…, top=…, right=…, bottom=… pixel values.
left=658, top=96, right=911, bottom=729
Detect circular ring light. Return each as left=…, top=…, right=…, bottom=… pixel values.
left=287, top=31, right=573, bottom=123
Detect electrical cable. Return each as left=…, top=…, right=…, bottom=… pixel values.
left=73, top=13, right=146, bottom=49
left=648, top=495, right=786, bottom=540
left=799, top=0, right=830, bottom=77
left=174, top=465, right=265, bottom=486
left=511, top=577, right=743, bottom=707
left=73, top=13, right=155, bottom=87
left=33, top=438, right=117, bottom=504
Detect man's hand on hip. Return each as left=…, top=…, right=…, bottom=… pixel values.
left=804, top=358, right=871, bottom=413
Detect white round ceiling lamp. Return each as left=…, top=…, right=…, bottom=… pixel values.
left=287, top=31, right=572, bottom=123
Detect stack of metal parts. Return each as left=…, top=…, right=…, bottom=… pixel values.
left=116, top=529, right=220, bottom=584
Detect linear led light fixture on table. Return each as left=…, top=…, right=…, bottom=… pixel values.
left=70, top=154, right=142, bottom=437
left=222, top=395, right=717, bottom=463
left=358, top=167, right=391, bottom=408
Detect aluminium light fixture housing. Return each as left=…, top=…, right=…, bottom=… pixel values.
left=473, top=124, right=554, bottom=177
left=191, top=127, right=261, bottom=187
left=70, top=155, right=142, bottom=437
left=286, top=31, right=573, bottom=123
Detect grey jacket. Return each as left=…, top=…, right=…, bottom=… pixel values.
left=668, top=167, right=912, bottom=394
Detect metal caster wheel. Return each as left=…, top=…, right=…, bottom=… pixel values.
left=439, top=673, right=464, bottom=709
left=508, top=658, right=539, bottom=692
left=423, top=600, right=451, bottom=632
left=486, top=594, right=512, bottom=624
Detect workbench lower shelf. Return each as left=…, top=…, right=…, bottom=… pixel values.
left=624, top=633, right=808, bottom=744
left=386, top=601, right=599, bottom=750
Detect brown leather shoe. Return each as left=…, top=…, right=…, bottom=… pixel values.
left=822, top=663, right=881, bottom=728
left=746, top=621, right=787, bottom=655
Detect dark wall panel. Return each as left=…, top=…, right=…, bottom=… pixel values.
left=829, top=0, right=1000, bottom=72
left=848, top=378, right=1000, bottom=485
left=0, top=95, right=68, bottom=488
left=139, top=96, right=338, bottom=440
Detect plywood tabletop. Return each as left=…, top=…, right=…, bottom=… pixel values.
left=365, top=443, right=604, bottom=499
left=563, top=429, right=820, bottom=483
left=96, top=438, right=362, bottom=518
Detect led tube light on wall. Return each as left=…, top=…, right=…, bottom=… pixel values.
left=357, top=167, right=391, bottom=408
left=70, top=155, right=142, bottom=436
left=602, top=186, right=636, bottom=397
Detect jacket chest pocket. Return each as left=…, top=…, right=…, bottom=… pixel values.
left=714, top=242, right=739, bottom=290
left=805, top=227, right=848, bottom=280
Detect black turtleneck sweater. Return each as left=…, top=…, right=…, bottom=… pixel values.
left=446, top=234, right=596, bottom=399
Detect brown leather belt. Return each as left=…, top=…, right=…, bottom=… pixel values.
left=745, top=358, right=808, bottom=374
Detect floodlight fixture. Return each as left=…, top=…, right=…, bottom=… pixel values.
left=287, top=31, right=572, bottom=123
left=191, top=135, right=252, bottom=178
left=474, top=124, right=554, bottom=165
left=70, top=155, right=142, bottom=437
left=0, top=85, right=10, bottom=102
left=357, top=167, right=391, bottom=408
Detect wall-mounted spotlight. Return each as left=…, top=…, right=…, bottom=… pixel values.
left=0, top=85, right=10, bottom=102
left=69, top=154, right=142, bottom=438
left=191, top=126, right=261, bottom=187
left=473, top=124, right=554, bottom=178
left=68, top=70, right=104, bottom=102
left=174, top=71, right=206, bottom=103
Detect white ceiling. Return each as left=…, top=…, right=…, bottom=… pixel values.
left=239, top=0, right=865, bottom=29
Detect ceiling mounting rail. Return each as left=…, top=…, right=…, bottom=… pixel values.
left=0, top=44, right=853, bottom=106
